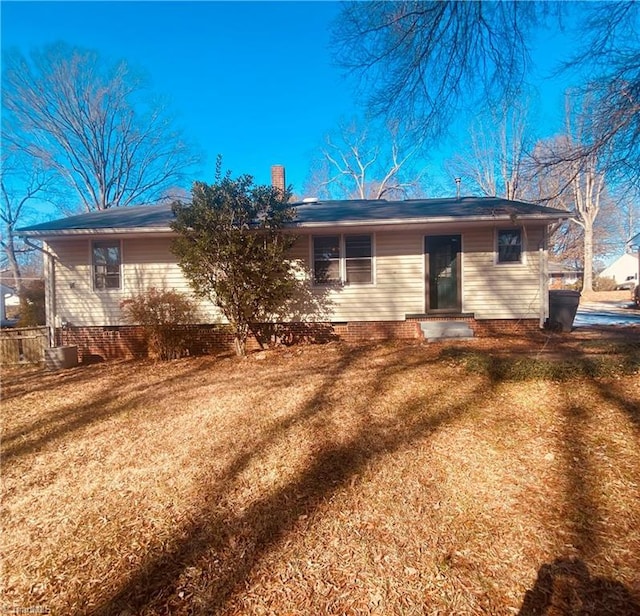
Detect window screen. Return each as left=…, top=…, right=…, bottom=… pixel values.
left=313, top=236, right=340, bottom=283
left=93, top=241, right=121, bottom=289
left=345, top=235, right=372, bottom=283
left=497, top=229, right=522, bottom=263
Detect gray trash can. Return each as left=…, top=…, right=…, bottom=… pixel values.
left=548, top=290, right=581, bottom=332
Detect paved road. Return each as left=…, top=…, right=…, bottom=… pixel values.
left=574, top=300, right=640, bottom=327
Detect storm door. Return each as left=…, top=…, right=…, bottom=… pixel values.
left=425, top=235, right=462, bottom=312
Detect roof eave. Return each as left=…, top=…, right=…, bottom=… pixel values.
left=292, top=213, right=568, bottom=228
left=19, top=227, right=174, bottom=238
left=19, top=212, right=568, bottom=238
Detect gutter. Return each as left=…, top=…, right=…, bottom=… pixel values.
left=19, top=227, right=173, bottom=239
left=290, top=214, right=568, bottom=229
left=19, top=213, right=570, bottom=239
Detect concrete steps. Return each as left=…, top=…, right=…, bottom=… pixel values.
left=419, top=320, right=474, bottom=342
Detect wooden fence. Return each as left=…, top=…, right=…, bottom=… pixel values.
left=0, top=327, right=49, bottom=365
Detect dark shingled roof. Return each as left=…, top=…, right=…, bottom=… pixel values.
left=19, top=203, right=176, bottom=233
left=18, top=196, right=568, bottom=236
left=293, top=197, right=567, bottom=223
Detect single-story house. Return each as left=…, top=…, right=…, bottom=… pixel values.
left=548, top=262, right=582, bottom=289
left=599, top=253, right=639, bottom=287
left=19, top=194, right=568, bottom=360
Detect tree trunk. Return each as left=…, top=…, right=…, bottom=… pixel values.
left=3, top=229, right=26, bottom=319
left=249, top=323, right=266, bottom=350
left=582, top=222, right=594, bottom=292
left=5, top=243, right=24, bottom=297
left=233, top=323, right=249, bottom=357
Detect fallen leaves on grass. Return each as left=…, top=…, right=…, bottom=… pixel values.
left=2, top=338, right=639, bottom=615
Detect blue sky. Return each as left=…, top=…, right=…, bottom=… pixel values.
left=2, top=1, right=354, bottom=194
left=1, top=1, right=576, bottom=206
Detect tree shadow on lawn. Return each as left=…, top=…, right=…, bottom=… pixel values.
left=518, top=558, right=640, bottom=616
left=92, top=345, right=490, bottom=615
left=440, top=340, right=640, bottom=614
left=438, top=335, right=640, bottom=384
left=1, top=350, right=236, bottom=403
left=1, top=359, right=217, bottom=464
left=516, top=391, right=640, bottom=614
left=0, top=362, right=116, bottom=402
left=596, top=385, right=640, bottom=432
left=11, top=340, right=639, bottom=614
left=557, top=403, right=602, bottom=561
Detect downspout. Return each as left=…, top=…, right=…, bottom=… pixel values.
left=539, top=227, right=548, bottom=329
left=23, top=237, right=57, bottom=347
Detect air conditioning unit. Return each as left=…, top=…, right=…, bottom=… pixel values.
left=44, top=345, right=79, bottom=370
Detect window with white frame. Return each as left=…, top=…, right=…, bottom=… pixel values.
left=313, top=235, right=341, bottom=284
left=92, top=241, right=121, bottom=289
left=313, top=234, right=373, bottom=284
left=497, top=228, right=522, bottom=263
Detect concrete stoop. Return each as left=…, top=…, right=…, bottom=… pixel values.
left=419, top=320, right=474, bottom=342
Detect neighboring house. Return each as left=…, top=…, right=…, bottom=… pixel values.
left=0, top=283, right=19, bottom=327
left=629, top=232, right=640, bottom=306
left=548, top=262, right=582, bottom=289
left=19, top=196, right=567, bottom=360
left=600, top=253, right=639, bottom=286
left=627, top=232, right=640, bottom=272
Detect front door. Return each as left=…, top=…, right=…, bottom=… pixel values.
left=425, top=235, right=461, bottom=312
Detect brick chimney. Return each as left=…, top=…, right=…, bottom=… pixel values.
left=271, top=164, right=286, bottom=194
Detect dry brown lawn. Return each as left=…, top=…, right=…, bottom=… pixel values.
left=580, top=289, right=637, bottom=304
left=2, top=331, right=640, bottom=616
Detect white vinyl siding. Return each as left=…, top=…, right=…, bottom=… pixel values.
left=49, top=239, right=118, bottom=326
left=297, top=226, right=544, bottom=322
left=49, top=237, right=222, bottom=326
left=295, top=232, right=424, bottom=321
left=48, top=223, right=548, bottom=327
left=463, top=226, right=544, bottom=319
left=123, top=239, right=221, bottom=322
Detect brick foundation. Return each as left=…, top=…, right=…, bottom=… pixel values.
left=57, top=324, right=244, bottom=363
left=333, top=321, right=422, bottom=343
left=57, top=325, right=148, bottom=363
left=56, top=318, right=541, bottom=362
left=471, top=319, right=541, bottom=336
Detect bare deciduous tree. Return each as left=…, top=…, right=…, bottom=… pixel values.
left=2, top=44, right=199, bottom=213
left=533, top=94, right=611, bottom=292
left=568, top=2, right=640, bottom=186
left=570, top=153, right=607, bottom=293
left=595, top=192, right=633, bottom=258
left=0, top=150, right=52, bottom=296
left=615, top=189, right=640, bottom=249
left=333, top=2, right=545, bottom=140
left=447, top=102, right=531, bottom=200
left=306, top=118, right=424, bottom=200
left=334, top=1, right=639, bottom=187
left=529, top=140, right=583, bottom=269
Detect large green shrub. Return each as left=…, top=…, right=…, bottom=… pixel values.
left=120, top=288, right=199, bottom=360
left=171, top=163, right=299, bottom=357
